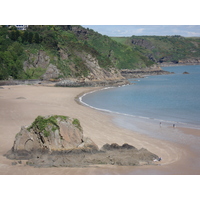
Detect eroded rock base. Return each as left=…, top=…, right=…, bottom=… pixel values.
left=5, top=143, right=160, bottom=168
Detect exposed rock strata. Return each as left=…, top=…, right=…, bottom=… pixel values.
left=121, top=66, right=172, bottom=79
left=132, top=38, right=154, bottom=50
left=5, top=115, right=160, bottom=168
left=159, top=58, right=200, bottom=67
left=23, top=50, right=50, bottom=70
left=74, top=51, right=124, bottom=81
left=23, top=50, right=63, bottom=80
left=178, top=58, right=200, bottom=65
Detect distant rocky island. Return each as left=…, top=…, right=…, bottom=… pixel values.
left=5, top=115, right=160, bottom=168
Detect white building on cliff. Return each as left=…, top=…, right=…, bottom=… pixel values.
left=15, top=25, right=28, bottom=30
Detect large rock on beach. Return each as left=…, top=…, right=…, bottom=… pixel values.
left=6, top=115, right=98, bottom=159
left=5, top=115, right=160, bottom=168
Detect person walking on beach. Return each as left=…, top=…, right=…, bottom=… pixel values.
left=173, top=124, right=176, bottom=128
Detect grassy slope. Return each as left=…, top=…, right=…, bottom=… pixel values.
left=73, top=26, right=154, bottom=69
left=110, top=37, right=128, bottom=45
left=111, top=35, right=200, bottom=63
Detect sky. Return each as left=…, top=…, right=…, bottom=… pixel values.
left=81, top=25, right=200, bottom=37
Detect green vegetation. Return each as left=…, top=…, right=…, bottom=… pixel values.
left=74, top=26, right=151, bottom=69
left=113, top=35, right=200, bottom=63
left=110, top=37, right=128, bottom=44
left=21, top=67, right=46, bottom=79
left=72, top=118, right=82, bottom=131
left=1, top=25, right=200, bottom=81
left=0, top=25, right=102, bottom=80
left=28, top=115, right=68, bottom=137
left=27, top=115, right=81, bottom=137
left=0, top=26, right=26, bottom=80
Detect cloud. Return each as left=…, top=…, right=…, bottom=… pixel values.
left=184, top=31, right=200, bottom=37
left=135, top=28, right=145, bottom=34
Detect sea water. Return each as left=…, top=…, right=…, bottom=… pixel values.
left=81, top=65, right=200, bottom=144
left=82, top=65, right=200, bottom=126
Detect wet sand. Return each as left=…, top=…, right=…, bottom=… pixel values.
left=0, top=84, right=199, bottom=174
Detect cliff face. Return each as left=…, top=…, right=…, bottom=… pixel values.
left=23, top=50, right=63, bottom=80
left=22, top=49, right=124, bottom=83
left=132, top=38, right=155, bottom=50
left=20, top=25, right=126, bottom=83
left=73, top=51, right=124, bottom=81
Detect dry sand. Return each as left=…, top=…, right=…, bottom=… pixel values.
left=0, top=84, right=199, bottom=174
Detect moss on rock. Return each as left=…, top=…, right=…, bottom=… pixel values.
left=27, top=115, right=69, bottom=137
left=72, top=118, right=82, bottom=131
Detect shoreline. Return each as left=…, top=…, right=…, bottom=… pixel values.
left=78, top=85, right=200, bottom=131
left=77, top=86, right=200, bottom=174
left=0, top=84, right=199, bottom=174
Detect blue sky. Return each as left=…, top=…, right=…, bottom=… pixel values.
left=82, top=25, right=200, bottom=37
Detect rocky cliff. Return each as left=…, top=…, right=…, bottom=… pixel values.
left=5, top=115, right=160, bottom=167
left=23, top=50, right=63, bottom=80
left=22, top=49, right=125, bottom=86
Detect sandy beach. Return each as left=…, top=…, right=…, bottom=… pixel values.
left=0, top=84, right=199, bottom=175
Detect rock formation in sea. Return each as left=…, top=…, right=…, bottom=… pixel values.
left=5, top=115, right=160, bottom=167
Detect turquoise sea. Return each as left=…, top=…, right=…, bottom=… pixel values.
left=81, top=65, right=200, bottom=129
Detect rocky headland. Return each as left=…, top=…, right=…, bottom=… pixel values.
left=5, top=115, right=160, bottom=168
left=120, top=66, right=172, bottom=79
left=159, top=58, right=200, bottom=67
